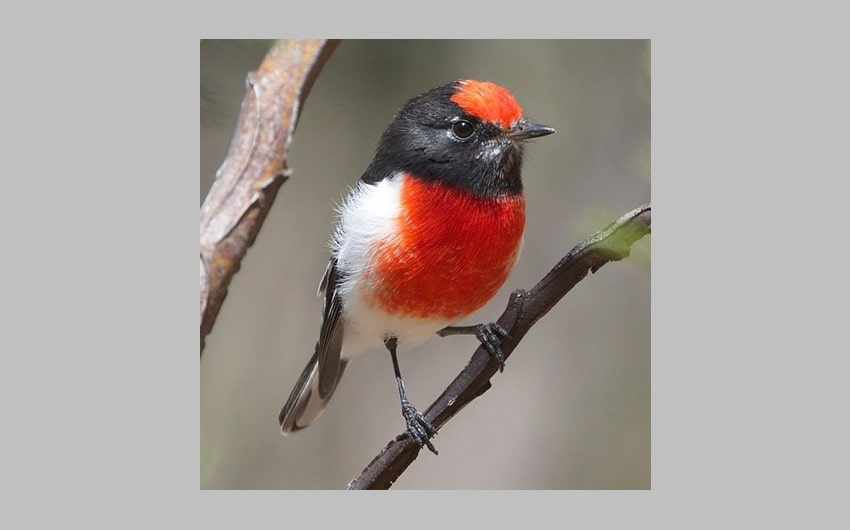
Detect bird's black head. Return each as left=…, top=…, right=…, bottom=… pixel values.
left=362, top=80, right=555, bottom=198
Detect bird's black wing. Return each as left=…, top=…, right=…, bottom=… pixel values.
left=316, top=258, right=345, bottom=396
left=279, top=258, right=347, bottom=434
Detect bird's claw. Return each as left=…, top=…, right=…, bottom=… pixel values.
left=401, top=400, right=438, bottom=455
left=476, top=322, right=509, bottom=372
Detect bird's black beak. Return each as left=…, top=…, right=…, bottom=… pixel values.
left=508, top=120, right=556, bottom=141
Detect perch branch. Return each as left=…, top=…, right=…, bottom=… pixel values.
left=200, top=39, right=340, bottom=355
left=347, top=204, right=651, bottom=489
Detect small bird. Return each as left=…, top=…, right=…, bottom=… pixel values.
left=279, top=79, right=555, bottom=454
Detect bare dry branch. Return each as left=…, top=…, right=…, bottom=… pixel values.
left=347, top=204, right=651, bottom=489
left=200, top=39, right=340, bottom=355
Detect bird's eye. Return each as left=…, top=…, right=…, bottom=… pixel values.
left=451, top=120, right=475, bottom=139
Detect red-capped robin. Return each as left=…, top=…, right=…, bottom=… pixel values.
left=279, top=79, right=555, bottom=454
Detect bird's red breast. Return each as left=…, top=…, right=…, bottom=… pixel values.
left=366, top=174, right=525, bottom=320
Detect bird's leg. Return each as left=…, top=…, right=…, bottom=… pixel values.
left=437, top=323, right=509, bottom=372
left=384, top=336, right=438, bottom=455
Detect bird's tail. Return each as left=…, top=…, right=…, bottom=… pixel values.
left=279, top=349, right=348, bottom=435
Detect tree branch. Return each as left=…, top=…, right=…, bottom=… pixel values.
left=347, top=204, right=651, bottom=489
left=200, top=39, right=340, bottom=355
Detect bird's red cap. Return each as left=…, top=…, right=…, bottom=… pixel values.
left=450, top=80, right=524, bottom=129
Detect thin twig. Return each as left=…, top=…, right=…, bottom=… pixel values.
left=347, top=204, right=651, bottom=489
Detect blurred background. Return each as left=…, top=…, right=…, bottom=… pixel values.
left=200, top=39, right=650, bottom=490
